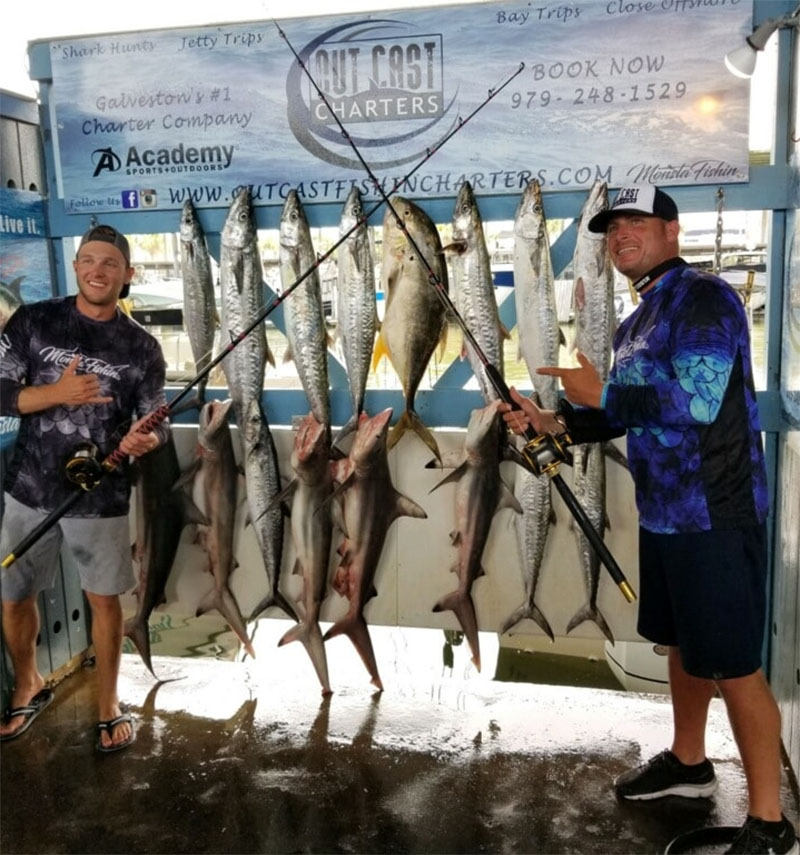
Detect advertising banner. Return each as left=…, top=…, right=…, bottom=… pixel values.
left=0, top=187, right=52, bottom=448
left=48, top=0, right=753, bottom=213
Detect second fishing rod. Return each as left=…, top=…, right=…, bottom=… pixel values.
left=275, top=20, right=636, bottom=605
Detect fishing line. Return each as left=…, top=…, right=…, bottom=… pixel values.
left=274, top=20, right=636, bottom=604
left=0, top=42, right=521, bottom=571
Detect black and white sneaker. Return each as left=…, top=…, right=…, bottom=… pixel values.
left=724, top=815, right=799, bottom=855
left=725, top=816, right=800, bottom=855
left=614, top=749, right=718, bottom=800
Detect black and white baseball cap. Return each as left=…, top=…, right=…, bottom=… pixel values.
left=77, top=224, right=133, bottom=299
left=588, top=186, right=679, bottom=233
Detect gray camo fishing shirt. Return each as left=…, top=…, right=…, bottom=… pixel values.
left=0, top=296, right=168, bottom=517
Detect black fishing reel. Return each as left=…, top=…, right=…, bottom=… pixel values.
left=520, top=430, right=573, bottom=477
left=64, top=442, right=105, bottom=492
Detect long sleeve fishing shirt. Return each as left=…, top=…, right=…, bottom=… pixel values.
left=562, top=264, right=768, bottom=534
left=0, top=296, right=169, bottom=517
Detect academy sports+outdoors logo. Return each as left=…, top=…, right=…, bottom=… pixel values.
left=91, top=143, right=235, bottom=178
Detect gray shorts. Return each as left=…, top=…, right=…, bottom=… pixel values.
left=0, top=493, right=135, bottom=600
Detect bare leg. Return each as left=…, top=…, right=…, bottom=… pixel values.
left=84, top=591, right=131, bottom=749
left=0, top=595, right=46, bottom=738
left=716, top=669, right=783, bottom=821
left=668, top=646, right=716, bottom=765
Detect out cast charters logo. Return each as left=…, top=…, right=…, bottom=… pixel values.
left=310, top=34, right=444, bottom=124
left=286, top=20, right=458, bottom=171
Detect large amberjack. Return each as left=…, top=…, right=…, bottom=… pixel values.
left=372, top=197, right=448, bottom=461
left=431, top=401, right=521, bottom=671
left=325, top=408, right=427, bottom=690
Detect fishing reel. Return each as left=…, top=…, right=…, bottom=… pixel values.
left=520, top=429, right=573, bottom=478
left=64, top=442, right=107, bottom=492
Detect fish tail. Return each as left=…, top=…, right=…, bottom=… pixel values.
left=371, top=329, right=391, bottom=373
left=249, top=590, right=300, bottom=624
left=279, top=620, right=332, bottom=696
left=433, top=590, right=481, bottom=672
left=389, top=409, right=441, bottom=462
left=565, top=602, right=615, bottom=644
left=197, top=585, right=257, bottom=659
left=500, top=602, right=555, bottom=642
left=324, top=614, right=383, bottom=691
left=123, top=617, right=158, bottom=678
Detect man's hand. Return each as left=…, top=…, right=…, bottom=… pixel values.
left=538, top=352, right=604, bottom=408
left=499, top=387, right=563, bottom=436
left=118, top=415, right=162, bottom=459
left=17, top=355, right=114, bottom=414
left=55, top=354, right=114, bottom=406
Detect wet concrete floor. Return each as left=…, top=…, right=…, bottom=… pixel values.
left=1, top=623, right=798, bottom=854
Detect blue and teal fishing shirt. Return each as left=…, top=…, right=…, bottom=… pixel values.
left=571, top=264, right=768, bottom=534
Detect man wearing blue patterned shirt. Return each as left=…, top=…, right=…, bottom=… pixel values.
left=0, top=225, right=169, bottom=753
left=502, top=186, right=797, bottom=855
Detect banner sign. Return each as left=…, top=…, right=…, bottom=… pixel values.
left=0, top=187, right=52, bottom=448
left=48, top=0, right=753, bottom=213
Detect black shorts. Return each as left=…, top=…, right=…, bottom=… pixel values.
left=637, top=523, right=767, bottom=680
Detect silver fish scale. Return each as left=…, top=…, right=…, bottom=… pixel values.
left=573, top=181, right=615, bottom=381
left=514, top=180, right=560, bottom=410
left=219, top=191, right=267, bottom=425
left=380, top=198, right=448, bottom=405
left=280, top=192, right=330, bottom=430
left=514, top=463, right=552, bottom=607
left=571, top=442, right=606, bottom=601
left=179, top=201, right=217, bottom=386
left=451, top=185, right=503, bottom=403
left=242, top=399, right=283, bottom=596
left=337, top=189, right=377, bottom=421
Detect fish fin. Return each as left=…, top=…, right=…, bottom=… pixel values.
left=323, top=614, right=382, bottom=691
left=250, top=590, right=300, bottom=623
left=388, top=410, right=441, bottom=463
left=367, top=585, right=378, bottom=603
left=565, top=603, right=615, bottom=644
left=391, top=492, right=427, bottom=521
left=432, top=590, right=481, bottom=672
left=332, top=414, right=358, bottom=451
left=279, top=621, right=331, bottom=694
left=173, top=459, right=202, bottom=491
left=181, top=496, right=208, bottom=527
left=500, top=603, right=555, bottom=642
left=425, top=449, right=463, bottom=470
left=497, top=481, right=523, bottom=514
left=441, top=240, right=468, bottom=255
left=123, top=617, right=158, bottom=679
left=282, top=345, right=293, bottom=364
left=559, top=327, right=568, bottom=348
left=449, top=531, right=461, bottom=547
left=603, top=441, right=629, bottom=470
left=500, top=322, right=511, bottom=341
left=428, top=462, right=469, bottom=494
left=371, top=330, right=391, bottom=372
left=265, top=479, right=298, bottom=514
left=197, top=585, right=257, bottom=658
left=265, top=341, right=276, bottom=369
left=436, top=324, right=449, bottom=362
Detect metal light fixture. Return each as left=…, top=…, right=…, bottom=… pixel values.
left=724, top=3, right=800, bottom=78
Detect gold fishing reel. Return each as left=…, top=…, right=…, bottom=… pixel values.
left=520, top=430, right=573, bottom=478
left=64, top=442, right=110, bottom=492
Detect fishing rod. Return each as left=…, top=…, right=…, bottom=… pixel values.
left=0, top=56, right=524, bottom=572
left=275, top=20, right=635, bottom=605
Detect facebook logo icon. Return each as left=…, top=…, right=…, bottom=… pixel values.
left=121, top=190, right=139, bottom=209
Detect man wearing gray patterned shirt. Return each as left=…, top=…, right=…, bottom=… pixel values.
left=0, top=225, right=169, bottom=752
